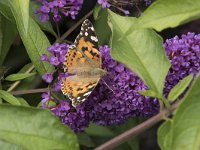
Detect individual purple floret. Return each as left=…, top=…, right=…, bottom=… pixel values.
left=98, top=0, right=111, bottom=8
left=40, top=54, right=48, bottom=61
left=35, top=0, right=84, bottom=22
left=42, top=73, right=53, bottom=83
left=41, top=91, right=51, bottom=107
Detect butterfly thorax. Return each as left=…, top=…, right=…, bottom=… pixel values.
left=75, top=67, right=107, bottom=78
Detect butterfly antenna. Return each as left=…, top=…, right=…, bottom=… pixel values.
left=101, top=78, right=115, bottom=94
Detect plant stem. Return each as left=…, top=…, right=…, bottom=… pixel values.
left=11, top=88, right=49, bottom=95
left=94, top=101, right=180, bottom=150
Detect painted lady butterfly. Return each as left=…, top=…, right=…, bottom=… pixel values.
left=61, top=19, right=107, bottom=107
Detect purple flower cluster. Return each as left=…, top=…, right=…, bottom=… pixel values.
left=164, top=32, right=200, bottom=95
left=43, top=44, right=159, bottom=132
left=35, top=0, right=83, bottom=22
left=40, top=43, right=69, bottom=106
left=51, top=100, right=90, bottom=132
left=41, top=32, right=200, bottom=132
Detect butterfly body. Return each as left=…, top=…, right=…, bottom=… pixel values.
left=61, top=19, right=106, bottom=107
left=74, top=67, right=106, bottom=78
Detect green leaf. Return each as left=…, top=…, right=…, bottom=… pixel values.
left=108, top=11, right=170, bottom=96
left=93, top=4, right=102, bottom=20
left=139, top=89, right=157, bottom=98
left=0, top=16, right=2, bottom=60
left=30, top=1, right=56, bottom=37
left=0, top=83, right=2, bottom=103
left=14, top=64, right=37, bottom=90
left=18, top=63, right=33, bottom=73
left=0, top=140, right=22, bottom=150
left=0, top=15, right=17, bottom=65
left=158, top=74, right=200, bottom=150
left=0, top=90, right=21, bottom=105
left=157, top=120, right=173, bottom=150
left=5, top=73, right=36, bottom=81
left=0, top=0, right=14, bottom=22
left=94, top=6, right=111, bottom=45
left=17, top=97, right=30, bottom=106
left=168, top=74, right=193, bottom=101
left=0, top=105, right=79, bottom=150
left=85, top=123, right=115, bottom=137
left=137, top=0, right=200, bottom=31
left=9, top=0, right=29, bottom=35
left=9, top=11, right=54, bottom=75
left=77, top=133, right=95, bottom=147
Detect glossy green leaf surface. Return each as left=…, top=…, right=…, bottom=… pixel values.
left=168, top=74, right=193, bottom=101
left=0, top=90, right=21, bottom=105
left=0, top=105, right=79, bottom=150
left=108, top=11, right=170, bottom=96
left=5, top=73, right=36, bottom=81
left=138, top=0, right=200, bottom=31
left=158, top=74, right=200, bottom=150
left=8, top=5, right=54, bottom=75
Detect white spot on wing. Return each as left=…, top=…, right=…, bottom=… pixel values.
left=91, top=36, right=98, bottom=42
left=85, top=32, right=88, bottom=36
left=90, top=27, right=94, bottom=31
left=83, top=91, right=92, bottom=96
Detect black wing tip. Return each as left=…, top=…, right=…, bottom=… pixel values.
left=83, top=19, right=92, bottom=26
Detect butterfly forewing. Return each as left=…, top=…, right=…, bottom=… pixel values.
left=75, top=19, right=101, bottom=68
left=63, top=45, right=91, bottom=73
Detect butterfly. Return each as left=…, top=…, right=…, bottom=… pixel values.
left=61, top=19, right=107, bottom=107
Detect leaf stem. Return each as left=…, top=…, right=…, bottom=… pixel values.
left=94, top=101, right=180, bottom=150
left=161, top=97, right=170, bottom=109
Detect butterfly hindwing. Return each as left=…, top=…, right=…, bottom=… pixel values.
left=61, top=75, right=99, bottom=107
left=75, top=19, right=101, bottom=68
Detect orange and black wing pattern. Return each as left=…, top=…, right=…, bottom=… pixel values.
left=61, top=76, right=99, bottom=107
left=63, top=45, right=90, bottom=74
left=74, top=19, right=101, bottom=68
